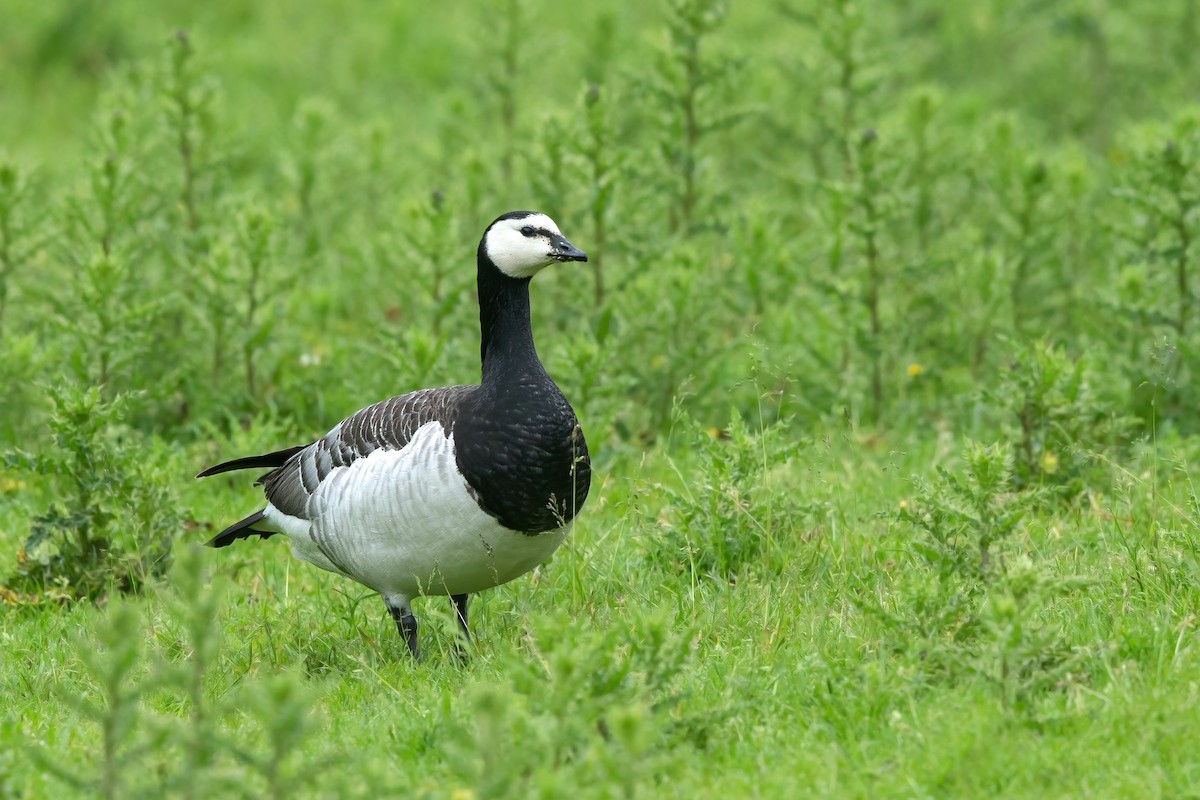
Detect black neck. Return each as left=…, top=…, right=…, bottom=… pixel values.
left=477, top=248, right=542, bottom=386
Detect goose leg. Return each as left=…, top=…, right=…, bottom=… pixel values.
left=451, top=593, right=470, bottom=641
left=384, top=596, right=420, bottom=660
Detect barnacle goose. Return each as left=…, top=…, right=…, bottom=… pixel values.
left=197, top=211, right=591, bottom=659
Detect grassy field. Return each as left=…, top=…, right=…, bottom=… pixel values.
left=2, top=0, right=1200, bottom=797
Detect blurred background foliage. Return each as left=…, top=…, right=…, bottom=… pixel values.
left=1, top=0, right=1196, bottom=444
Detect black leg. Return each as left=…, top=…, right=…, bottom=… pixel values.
left=385, top=598, right=420, bottom=660
left=451, top=593, right=470, bottom=641
left=399, top=612, right=419, bottom=660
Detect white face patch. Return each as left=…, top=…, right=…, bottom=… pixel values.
left=484, top=213, right=569, bottom=279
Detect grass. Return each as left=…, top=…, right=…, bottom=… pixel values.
left=2, top=0, right=1200, bottom=797
left=5, top=437, right=1198, bottom=797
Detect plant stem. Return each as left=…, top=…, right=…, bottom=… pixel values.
left=584, top=84, right=610, bottom=304
left=497, top=0, right=520, bottom=183
left=1174, top=187, right=1192, bottom=337
left=681, top=31, right=700, bottom=232
left=0, top=162, right=14, bottom=337
left=0, top=204, right=11, bottom=337
left=171, top=31, right=200, bottom=234
left=245, top=256, right=259, bottom=398
left=1010, top=162, right=1045, bottom=334
left=839, top=41, right=856, bottom=178
left=430, top=190, right=445, bottom=334
left=831, top=0, right=859, bottom=179
left=857, top=128, right=883, bottom=422
left=591, top=206, right=606, bottom=305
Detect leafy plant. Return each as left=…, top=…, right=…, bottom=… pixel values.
left=899, top=440, right=1041, bottom=579
left=0, top=158, right=39, bottom=338
left=232, top=204, right=281, bottom=401
left=576, top=83, right=621, bottom=305
left=651, top=409, right=803, bottom=582
left=975, top=116, right=1058, bottom=337
left=849, top=127, right=893, bottom=423
left=397, top=189, right=467, bottom=335
left=156, top=545, right=232, bottom=800
left=283, top=98, right=334, bottom=257
left=29, top=602, right=163, bottom=799
left=989, top=339, right=1134, bottom=493
left=484, top=0, right=525, bottom=183
left=3, top=384, right=178, bottom=601
left=877, top=442, right=1090, bottom=712
left=447, top=610, right=697, bottom=798
left=1115, top=111, right=1200, bottom=338
left=26, top=551, right=325, bottom=798
left=227, top=672, right=323, bottom=800
left=160, top=30, right=217, bottom=244
left=650, top=0, right=741, bottom=233
left=970, top=554, right=1089, bottom=713
left=779, top=0, right=882, bottom=181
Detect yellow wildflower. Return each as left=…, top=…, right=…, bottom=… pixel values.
left=1041, top=451, right=1059, bottom=474
left=906, top=363, right=924, bottom=378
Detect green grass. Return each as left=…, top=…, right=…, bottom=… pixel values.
left=2, top=0, right=1200, bottom=797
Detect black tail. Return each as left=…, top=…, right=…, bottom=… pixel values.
left=206, top=509, right=276, bottom=548
left=196, top=445, right=305, bottom=479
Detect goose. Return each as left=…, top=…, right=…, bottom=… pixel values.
left=197, top=211, right=591, bottom=659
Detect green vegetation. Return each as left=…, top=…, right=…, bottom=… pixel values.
left=2, top=0, right=1199, bottom=796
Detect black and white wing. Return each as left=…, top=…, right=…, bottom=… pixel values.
left=260, top=386, right=475, bottom=519
left=199, top=386, right=475, bottom=547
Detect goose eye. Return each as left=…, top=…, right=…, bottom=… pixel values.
left=520, top=226, right=535, bottom=237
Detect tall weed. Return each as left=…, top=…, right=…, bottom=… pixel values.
left=650, top=409, right=803, bottom=582
left=3, top=385, right=178, bottom=601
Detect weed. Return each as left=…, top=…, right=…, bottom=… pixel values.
left=577, top=83, right=620, bottom=304
left=904, top=86, right=944, bottom=257
left=398, top=189, right=465, bottom=335
left=0, top=158, right=38, bottom=338
left=233, top=204, right=280, bottom=401
left=62, top=94, right=151, bottom=265
left=988, top=340, right=1135, bottom=493
left=157, top=546, right=230, bottom=799
left=3, top=384, right=177, bottom=601
left=651, top=409, right=803, bottom=582
left=448, top=610, right=696, bottom=798
left=160, top=30, right=216, bottom=242
left=885, top=443, right=1090, bottom=713
left=29, top=602, right=162, bottom=799
left=971, top=554, right=1089, bottom=713
left=284, top=99, right=334, bottom=257
left=1116, top=112, right=1200, bottom=338
left=900, top=440, right=1041, bottom=580
left=980, top=116, right=1055, bottom=336
left=485, top=0, right=525, bottom=183
left=22, top=550, right=325, bottom=798
left=529, top=114, right=570, bottom=223
left=651, top=0, right=741, bottom=233
left=852, top=127, right=888, bottom=423
left=227, top=672, right=322, bottom=800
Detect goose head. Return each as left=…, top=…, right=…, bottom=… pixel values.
left=481, top=211, right=588, bottom=279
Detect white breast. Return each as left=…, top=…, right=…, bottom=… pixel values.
left=262, top=421, right=568, bottom=598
